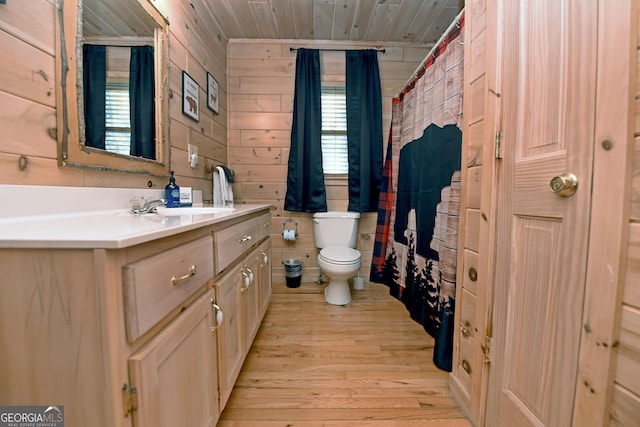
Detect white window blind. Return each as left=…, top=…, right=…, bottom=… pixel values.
left=321, top=86, right=348, bottom=174
left=105, top=83, right=131, bottom=156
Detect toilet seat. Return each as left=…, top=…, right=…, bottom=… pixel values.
left=319, top=247, right=361, bottom=265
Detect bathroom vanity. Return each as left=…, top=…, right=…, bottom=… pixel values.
left=0, top=185, right=272, bottom=427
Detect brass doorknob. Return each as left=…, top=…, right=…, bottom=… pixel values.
left=549, top=173, right=578, bottom=197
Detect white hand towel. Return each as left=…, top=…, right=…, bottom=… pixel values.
left=215, top=166, right=233, bottom=207
left=213, top=167, right=225, bottom=207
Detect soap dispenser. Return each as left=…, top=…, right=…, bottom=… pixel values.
left=165, top=171, right=181, bottom=208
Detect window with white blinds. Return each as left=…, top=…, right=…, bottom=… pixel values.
left=321, top=86, right=348, bottom=174
left=105, top=83, right=131, bottom=156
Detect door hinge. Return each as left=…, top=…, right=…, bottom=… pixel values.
left=122, top=384, right=138, bottom=417
left=495, top=131, right=502, bottom=159
left=482, top=335, right=492, bottom=364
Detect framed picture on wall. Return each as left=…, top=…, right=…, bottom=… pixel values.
left=182, top=71, right=199, bottom=122
left=207, top=72, right=219, bottom=115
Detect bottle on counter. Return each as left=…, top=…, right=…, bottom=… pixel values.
left=165, top=171, right=181, bottom=208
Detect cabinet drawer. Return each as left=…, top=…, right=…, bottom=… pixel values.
left=123, top=236, right=214, bottom=342
left=214, top=218, right=260, bottom=273
left=257, top=211, right=272, bottom=241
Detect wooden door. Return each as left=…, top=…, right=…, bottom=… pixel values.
left=129, top=290, right=219, bottom=427
left=486, top=0, right=597, bottom=426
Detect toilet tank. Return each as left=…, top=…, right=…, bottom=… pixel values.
left=313, top=211, right=360, bottom=249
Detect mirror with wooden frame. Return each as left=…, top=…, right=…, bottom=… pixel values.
left=55, top=0, right=169, bottom=176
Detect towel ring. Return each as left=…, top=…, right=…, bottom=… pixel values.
left=282, top=217, right=298, bottom=238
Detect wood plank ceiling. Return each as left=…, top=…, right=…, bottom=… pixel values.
left=83, top=0, right=464, bottom=45
left=83, top=0, right=157, bottom=38
left=208, top=0, right=464, bottom=44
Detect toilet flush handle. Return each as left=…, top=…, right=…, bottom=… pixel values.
left=313, top=219, right=319, bottom=224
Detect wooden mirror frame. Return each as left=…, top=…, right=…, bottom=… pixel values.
left=55, top=0, right=170, bottom=177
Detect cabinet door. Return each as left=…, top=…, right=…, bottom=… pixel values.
left=128, top=290, right=219, bottom=427
left=257, top=239, right=272, bottom=319
left=241, top=252, right=260, bottom=352
left=214, top=268, right=244, bottom=409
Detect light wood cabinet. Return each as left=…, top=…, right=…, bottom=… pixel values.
left=240, top=251, right=260, bottom=353
left=0, top=208, right=272, bottom=427
left=215, top=266, right=244, bottom=409
left=128, top=289, right=220, bottom=427
left=239, top=239, right=272, bottom=354
left=213, top=211, right=272, bottom=410
left=257, top=238, right=272, bottom=320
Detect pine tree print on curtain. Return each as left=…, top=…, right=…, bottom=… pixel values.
left=369, top=12, right=465, bottom=372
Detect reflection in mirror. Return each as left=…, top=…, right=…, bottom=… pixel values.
left=82, top=44, right=156, bottom=159
left=82, top=0, right=156, bottom=159
left=56, top=0, right=169, bottom=176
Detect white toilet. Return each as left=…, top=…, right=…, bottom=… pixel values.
left=313, top=211, right=362, bottom=305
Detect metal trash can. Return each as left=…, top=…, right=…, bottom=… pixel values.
left=284, top=259, right=303, bottom=288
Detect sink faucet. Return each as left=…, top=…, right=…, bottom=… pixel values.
left=131, top=198, right=166, bottom=214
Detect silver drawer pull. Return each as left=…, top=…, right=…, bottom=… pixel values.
left=241, top=268, right=251, bottom=292
left=211, top=300, right=223, bottom=334
left=238, top=235, right=252, bottom=243
left=171, top=265, right=196, bottom=286
left=241, top=270, right=249, bottom=290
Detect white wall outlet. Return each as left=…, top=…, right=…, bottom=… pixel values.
left=188, top=144, right=198, bottom=167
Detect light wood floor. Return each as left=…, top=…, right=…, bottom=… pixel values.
left=218, top=281, right=471, bottom=426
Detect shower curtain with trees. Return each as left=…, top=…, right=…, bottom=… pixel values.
left=370, top=13, right=464, bottom=372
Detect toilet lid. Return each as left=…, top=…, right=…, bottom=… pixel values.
left=319, top=247, right=361, bottom=264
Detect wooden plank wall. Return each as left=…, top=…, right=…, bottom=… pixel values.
left=611, top=6, right=640, bottom=425
left=0, top=0, right=227, bottom=194
left=449, top=1, right=487, bottom=425
left=227, top=39, right=429, bottom=283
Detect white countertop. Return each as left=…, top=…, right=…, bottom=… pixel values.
left=0, top=185, right=271, bottom=249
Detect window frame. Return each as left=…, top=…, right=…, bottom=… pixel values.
left=104, top=81, right=132, bottom=156
left=321, top=85, right=348, bottom=176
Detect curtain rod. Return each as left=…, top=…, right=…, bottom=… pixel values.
left=290, top=47, right=386, bottom=53
left=401, top=8, right=465, bottom=91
